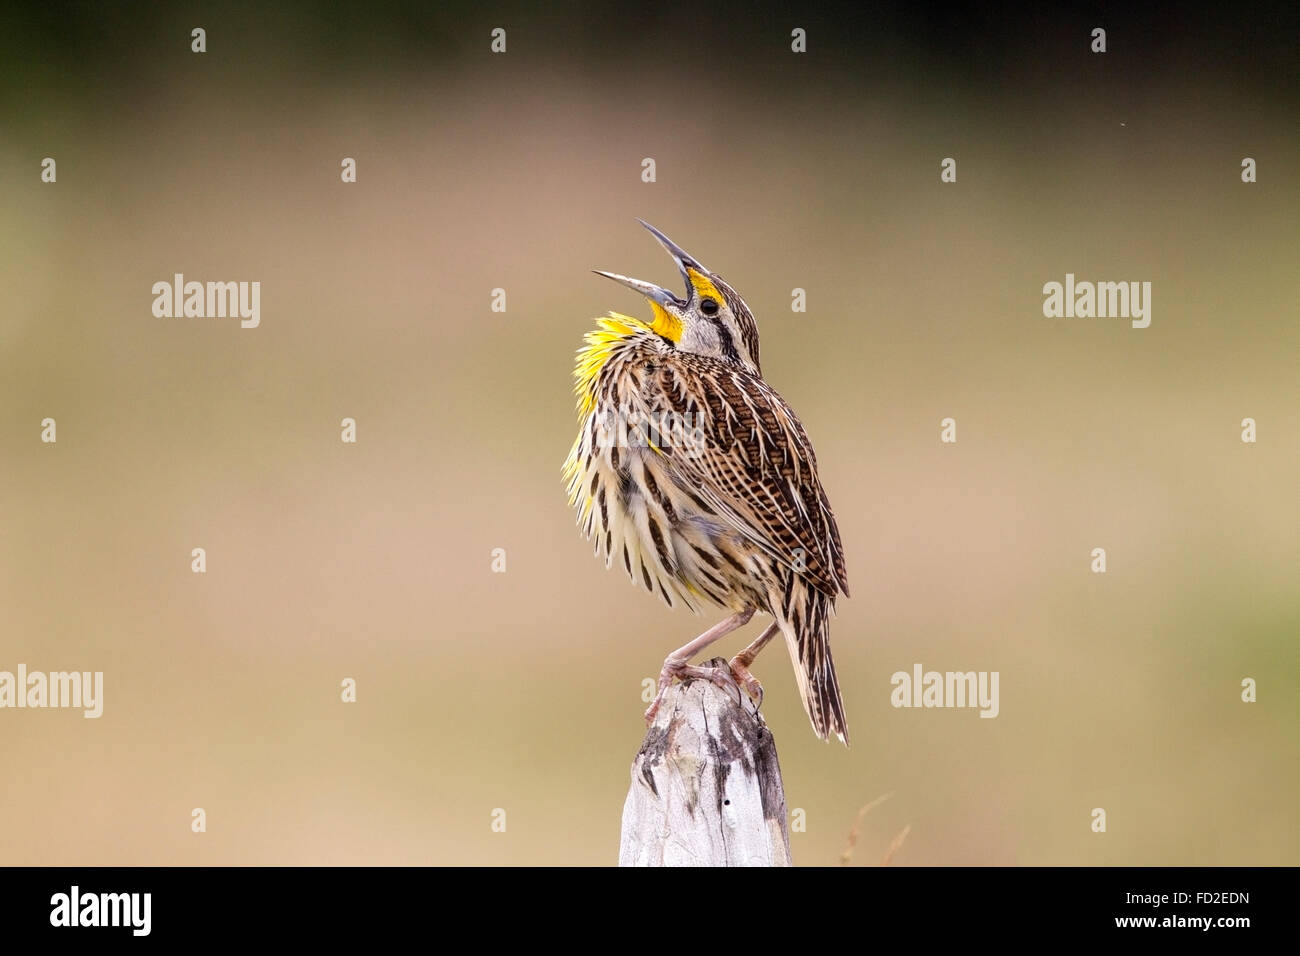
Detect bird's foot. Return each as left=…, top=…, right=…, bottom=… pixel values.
left=643, top=657, right=739, bottom=724
left=727, top=656, right=765, bottom=707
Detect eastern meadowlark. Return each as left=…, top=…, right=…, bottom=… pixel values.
left=563, top=221, right=850, bottom=743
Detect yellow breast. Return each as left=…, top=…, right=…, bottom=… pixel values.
left=571, top=312, right=655, bottom=415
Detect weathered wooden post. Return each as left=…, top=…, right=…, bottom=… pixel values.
left=619, top=658, right=792, bottom=866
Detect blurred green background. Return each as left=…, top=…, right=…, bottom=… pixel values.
left=1, top=2, right=1297, bottom=865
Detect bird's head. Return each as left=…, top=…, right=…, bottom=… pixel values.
left=595, top=220, right=761, bottom=377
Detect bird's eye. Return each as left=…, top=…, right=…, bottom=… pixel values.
left=700, top=297, right=719, bottom=316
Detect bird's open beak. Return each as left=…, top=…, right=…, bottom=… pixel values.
left=591, top=270, right=683, bottom=309
left=594, top=220, right=708, bottom=308
left=636, top=219, right=708, bottom=287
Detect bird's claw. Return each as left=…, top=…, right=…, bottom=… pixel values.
left=643, top=657, right=744, bottom=724
left=728, top=657, right=765, bottom=708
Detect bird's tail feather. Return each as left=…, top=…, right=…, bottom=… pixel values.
left=774, top=585, right=849, bottom=744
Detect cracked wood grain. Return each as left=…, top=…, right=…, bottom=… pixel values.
left=619, top=659, right=792, bottom=866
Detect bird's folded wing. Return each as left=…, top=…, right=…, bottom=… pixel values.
left=651, top=356, right=849, bottom=598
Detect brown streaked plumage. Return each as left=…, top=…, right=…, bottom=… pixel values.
left=563, top=221, right=850, bottom=742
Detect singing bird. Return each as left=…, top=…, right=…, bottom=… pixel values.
left=563, top=221, right=850, bottom=742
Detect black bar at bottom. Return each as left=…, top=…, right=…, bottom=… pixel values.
left=0, top=865, right=1281, bottom=941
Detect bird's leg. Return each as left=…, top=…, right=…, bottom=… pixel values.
left=728, top=621, right=780, bottom=705
left=644, top=608, right=756, bottom=723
